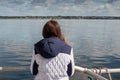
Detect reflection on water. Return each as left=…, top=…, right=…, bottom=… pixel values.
left=0, top=19, right=120, bottom=80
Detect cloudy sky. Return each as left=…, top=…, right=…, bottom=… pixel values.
left=0, top=0, right=120, bottom=16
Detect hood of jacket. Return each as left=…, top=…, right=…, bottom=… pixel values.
left=34, top=37, right=71, bottom=58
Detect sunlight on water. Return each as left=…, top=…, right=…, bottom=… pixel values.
left=0, top=19, right=120, bottom=80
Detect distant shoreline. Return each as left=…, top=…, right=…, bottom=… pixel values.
left=0, top=16, right=120, bottom=20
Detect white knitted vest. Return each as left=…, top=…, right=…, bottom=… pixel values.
left=34, top=53, right=71, bottom=80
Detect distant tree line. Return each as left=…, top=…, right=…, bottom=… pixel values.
left=0, top=16, right=120, bottom=20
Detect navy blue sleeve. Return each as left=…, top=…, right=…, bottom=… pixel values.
left=32, top=60, right=38, bottom=75
left=67, top=61, right=72, bottom=77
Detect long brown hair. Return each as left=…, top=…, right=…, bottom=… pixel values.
left=42, top=20, right=70, bottom=45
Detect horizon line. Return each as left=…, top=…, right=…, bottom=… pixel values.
left=0, top=16, right=120, bottom=20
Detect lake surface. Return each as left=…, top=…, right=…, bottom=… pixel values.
left=0, top=19, right=120, bottom=80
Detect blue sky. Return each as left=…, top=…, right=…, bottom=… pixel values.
left=0, top=0, right=120, bottom=16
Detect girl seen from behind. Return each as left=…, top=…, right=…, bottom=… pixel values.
left=30, top=20, right=75, bottom=80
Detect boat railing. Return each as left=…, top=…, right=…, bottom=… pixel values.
left=0, top=66, right=120, bottom=80
left=74, top=66, right=120, bottom=80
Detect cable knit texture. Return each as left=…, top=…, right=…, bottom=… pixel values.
left=35, top=53, right=71, bottom=80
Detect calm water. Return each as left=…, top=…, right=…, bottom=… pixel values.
left=0, top=19, right=120, bottom=80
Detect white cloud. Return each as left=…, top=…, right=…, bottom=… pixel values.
left=34, top=5, right=43, bottom=10
left=45, top=0, right=56, bottom=6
